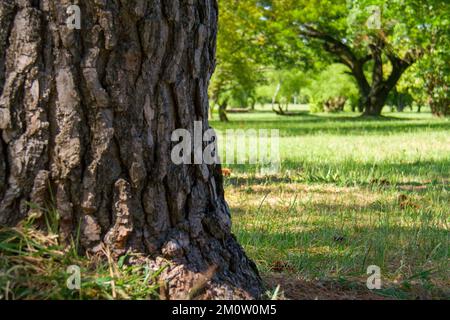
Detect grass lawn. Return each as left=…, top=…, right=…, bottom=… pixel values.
left=211, top=105, right=449, bottom=299
left=1, top=106, right=447, bottom=300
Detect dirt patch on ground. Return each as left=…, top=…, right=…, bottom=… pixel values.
left=264, top=273, right=389, bottom=300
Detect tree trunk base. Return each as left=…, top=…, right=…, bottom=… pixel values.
left=362, top=105, right=384, bottom=117
left=143, top=250, right=263, bottom=300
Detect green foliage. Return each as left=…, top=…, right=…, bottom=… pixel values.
left=275, top=69, right=309, bottom=103
left=213, top=0, right=449, bottom=115
left=399, top=4, right=450, bottom=116
left=386, top=88, right=414, bottom=112
left=264, top=0, right=444, bottom=63
left=210, top=0, right=267, bottom=108
left=253, top=69, right=309, bottom=106
left=255, top=0, right=449, bottom=115
left=305, top=64, right=359, bottom=112
left=255, top=83, right=277, bottom=105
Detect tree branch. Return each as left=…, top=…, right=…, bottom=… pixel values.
left=299, top=25, right=358, bottom=69
left=299, top=25, right=371, bottom=95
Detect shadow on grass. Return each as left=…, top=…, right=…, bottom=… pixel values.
left=212, top=113, right=450, bottom=136
left=224, top=159, right=450, bottom=191
left=234, top=225, right=449, bottom=279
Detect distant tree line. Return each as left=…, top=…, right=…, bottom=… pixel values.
left=211, top=0, right=449, bottom=119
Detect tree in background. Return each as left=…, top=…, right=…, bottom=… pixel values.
left=306, top=64, right=359, bottom=113
left=400, top=7, right=449, bottom=117
left=261, top=0, right=449, bottom=116
left=386, top=86, right=414, bottom=113
left=210, top=0, right=266, bottom=121
left=268, top=69, right=309, bottom=113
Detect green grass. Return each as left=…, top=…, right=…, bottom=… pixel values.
left=1, top=105, right=448, bottom=300
left=211, top=106, right=450, bottom=299
left=212, top=105, right=449, bottom=185
left=0, top=218, right=163, bottom=300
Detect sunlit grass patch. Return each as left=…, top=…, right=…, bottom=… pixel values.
left=215, top=108, right=449, bottom=299
left=227, top=182, right=449, bottom=298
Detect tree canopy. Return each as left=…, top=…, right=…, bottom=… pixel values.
left=212, top=0, right=449, bottom=117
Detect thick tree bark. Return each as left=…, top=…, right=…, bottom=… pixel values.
left=0, top=0, right=263, bottom=299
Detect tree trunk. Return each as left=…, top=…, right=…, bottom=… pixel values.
left=360, top=48, right=410, bottom=117
left=0, top=0, right=263, bottom=299
left=218, top=100, right=229, bottom=122
left=361, top=91, right=389, bottom=116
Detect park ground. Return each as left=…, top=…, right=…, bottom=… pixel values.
left=212, top=105, right=449, bottom=300
left=0, top=105, right=448, bottom=300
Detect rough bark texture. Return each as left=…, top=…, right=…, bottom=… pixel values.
left=0, top=0, right=263, bottom=299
